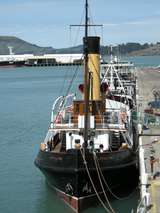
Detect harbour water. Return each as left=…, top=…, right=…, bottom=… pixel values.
left=0, top=56, right=159, bottom=213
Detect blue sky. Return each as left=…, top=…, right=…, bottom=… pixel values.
left=0, top=0, right=160, bottom=48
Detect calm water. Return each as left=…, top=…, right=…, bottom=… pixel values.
left=0, top=56, right=159, bottom=213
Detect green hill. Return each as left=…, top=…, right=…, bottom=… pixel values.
left=0, top=36, right=160, bottom=56
left=0, top=36, right=55, bottom=55
left=128, top=43, right=160, bottom=56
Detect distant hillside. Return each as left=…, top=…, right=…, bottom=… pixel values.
left=128, top=43, right=160, bottom=56
left=0, top=36, right=56, bottom=55
left=55, top=45, right=83, bottom=54
left=57, top=42, right=160, bottom=56
left=0, top=36, right=160, bottom=56
left=101, top=43, right=151, bottom=56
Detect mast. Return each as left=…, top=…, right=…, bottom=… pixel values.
left=83, top=0, right=89, bottom=147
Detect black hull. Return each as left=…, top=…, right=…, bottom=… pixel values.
left=35, top=149, right=139, bottom=212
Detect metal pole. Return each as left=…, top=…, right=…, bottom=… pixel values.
left=83, top=0, right=89, bottom=148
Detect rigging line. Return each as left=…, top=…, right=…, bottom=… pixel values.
left=58, top=69, right=69, bottom=97
left=89, top=58, right=127, bottom=131
left=101, top=67, right=119, bottom=107
left=88, top=6, right=97, bottom=36
left=64, top=57, right=83, bottom=97
left=59, top=60, right=81, bottom=96
left=58, top=64, right=80, bottom=97
left=94, top=151, right=138, bottom=201
left=87, top=47, right=121, bottom=104
left=106, top=65, right=131, bottom=108
left=111, top=65, right=131, bottom=107
left=80, top=149, right=112, bottom=213
left=93, top=152, right=116, bottom=213
left=59, top=25, right=73, bottom=96
left=71, top=7, right=85, bottom=48
left=59, top=9, right=85, bottom=96
left=53, top=61, right=82, bottom=126
left=89, top=57, right=120, bottom=111
left=101, top=26, right=104, bottom=48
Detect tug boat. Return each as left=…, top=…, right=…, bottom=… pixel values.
left=35, top=1, right=139, bottom=212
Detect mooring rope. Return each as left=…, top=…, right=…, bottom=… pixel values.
left=93, top=151, right=138, bottom=201
left=93, top=152, right=116, bottom=213
left=80, top=149, right=113, bottom=213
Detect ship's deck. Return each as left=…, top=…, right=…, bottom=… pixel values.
left=49, top=127, right=127, bottom=132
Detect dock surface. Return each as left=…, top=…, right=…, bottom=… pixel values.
left=140, top=128, right=160, bottom=213
left=137, top=67, right=160, bottom=113
left=137, top=67, right=160, bottom=213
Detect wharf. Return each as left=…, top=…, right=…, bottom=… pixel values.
left=137, top=127, right=160, bottom=213
left=138, top=127, right=160, bottom=213
left=0, top=53, right=83, bottom=67
left=25, top=62, right=82, bottom=67
left=137, top=67, right=160, bottom=213
left=137, top=67, right=160, bottom=114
